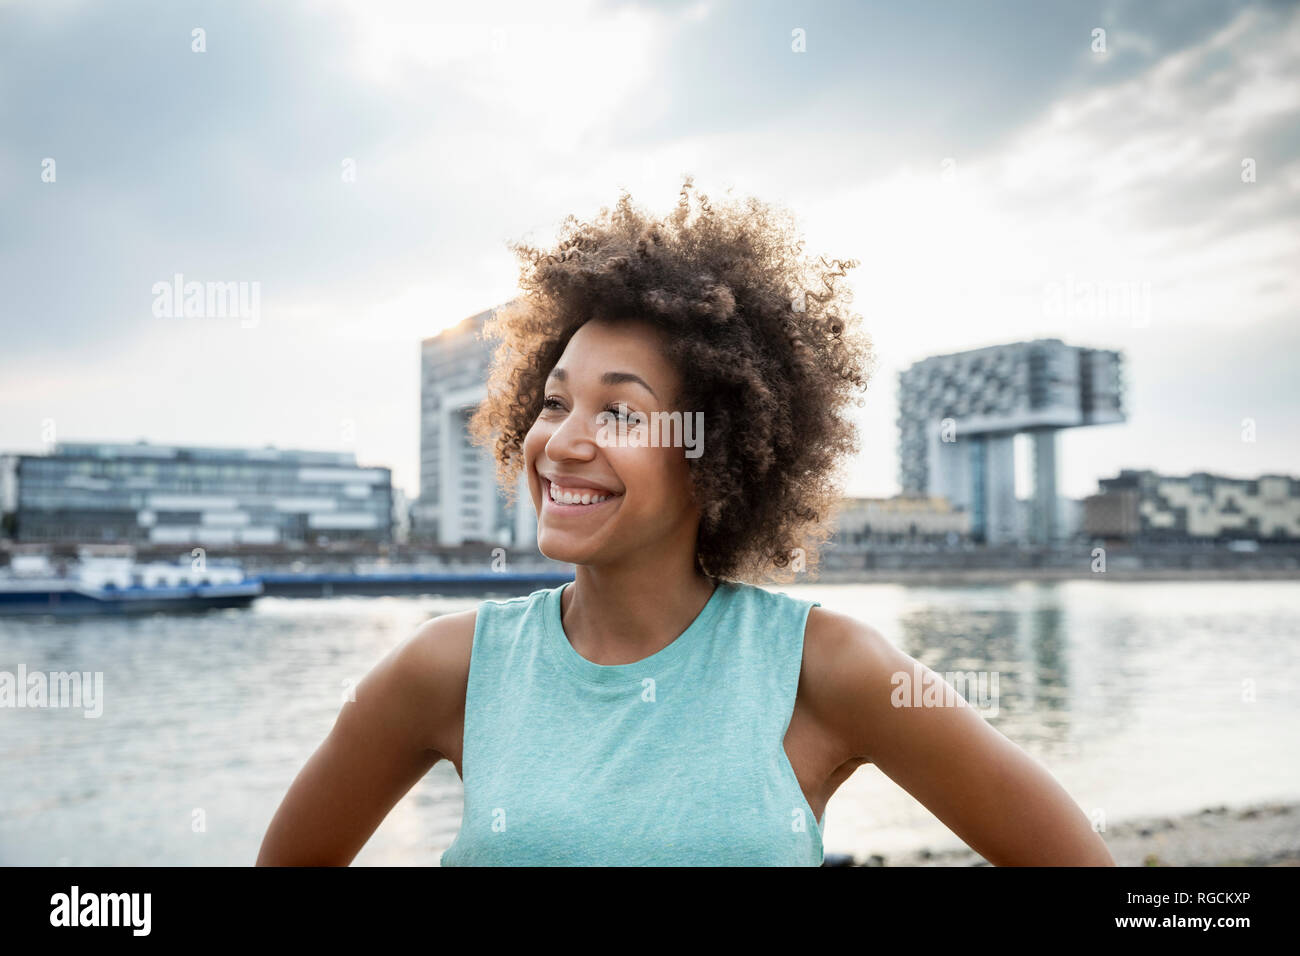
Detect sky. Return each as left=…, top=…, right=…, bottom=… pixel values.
left=2, top=0, right=1297, bottom=502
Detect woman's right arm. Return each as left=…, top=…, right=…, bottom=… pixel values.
left=255, top=608, right=477, bottom=866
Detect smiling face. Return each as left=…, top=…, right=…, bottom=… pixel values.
left=523, top=318, right=701, bottom=570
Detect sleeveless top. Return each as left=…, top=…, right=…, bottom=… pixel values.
left=438, top=579, right=825, bottom=866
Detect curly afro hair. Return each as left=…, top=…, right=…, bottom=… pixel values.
left=468, top=177, right=875, bottom=584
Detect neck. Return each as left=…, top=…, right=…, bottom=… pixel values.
left=561, top=552, right=718, bottom=666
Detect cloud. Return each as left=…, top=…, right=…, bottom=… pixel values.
left=813, top=2, right=1300, bottom=496
left=0, top=0, right=1295, bottom=500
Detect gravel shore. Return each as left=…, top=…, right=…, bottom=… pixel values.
left=823, top=801, right=1300, bottom=866
left=805, top=568, right=1300, bottom=585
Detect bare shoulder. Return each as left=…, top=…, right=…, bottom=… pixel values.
left=803, top=604, right=893, bottom=656
left=801, top=605, right=904, bottom=695
left=384, top=607, right=477, bottom=757
left=403, top=607, right=477, bottom=681
left=799, top=604, right=917, bottom=762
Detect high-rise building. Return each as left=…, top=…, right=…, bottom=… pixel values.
left=415, top=304, right=536, bottom=548
left=11, top=441, right=392, bottom=546
left=898, top=339, right=1124, bottom=545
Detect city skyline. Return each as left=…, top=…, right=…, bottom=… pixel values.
left=3, top=0, right=1298, bottom=501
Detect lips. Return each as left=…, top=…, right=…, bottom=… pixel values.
left=542, top=477, right=622, bottom=509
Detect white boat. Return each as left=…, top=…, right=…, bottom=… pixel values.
left=0, top=552, right=263, bottom=616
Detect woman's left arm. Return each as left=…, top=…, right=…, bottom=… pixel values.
left=804, top=607, right=1116, bottom=866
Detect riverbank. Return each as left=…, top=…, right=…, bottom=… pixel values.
left=824, top=801, right=1300, bottom=866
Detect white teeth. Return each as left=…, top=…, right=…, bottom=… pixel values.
left=548, top=480, right=612, bottom=505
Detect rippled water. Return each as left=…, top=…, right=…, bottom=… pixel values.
left=2, top=580, right=1298, bottom=865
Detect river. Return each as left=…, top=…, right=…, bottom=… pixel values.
left=2, top=579, right=1297, bottom=864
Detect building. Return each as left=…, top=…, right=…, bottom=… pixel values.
left=390, top=486, right=411, bottom=545
left=1015, top=495, right=1085, bottom=543
left=0, top=454, right=17, bottom=539
left=1084, top=469, right=1300, bottom=542
left=11, top=441, right=392, bottom=547
left=1082, top=487, right=1141, bottom=539
left=415, top=304, right=536, bottom=548
left=898, top=338, right=1124, bottom=545
left=830, top=495, right=972, bottom=547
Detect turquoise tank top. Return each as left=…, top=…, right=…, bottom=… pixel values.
left=439, top=580, right=825, bottom=866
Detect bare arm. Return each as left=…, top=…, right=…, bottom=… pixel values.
left=255, top=609, right=475, bottom=865
left=806, top=607, right=1114, bottom=866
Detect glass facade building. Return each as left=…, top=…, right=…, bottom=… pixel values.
left=14, top=441, right=392, bottom=546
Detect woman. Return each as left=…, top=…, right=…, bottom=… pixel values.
left=256, top=179, right=1115, bottom=866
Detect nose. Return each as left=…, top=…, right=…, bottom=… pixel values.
left=544, top=404, right=599, bottom=463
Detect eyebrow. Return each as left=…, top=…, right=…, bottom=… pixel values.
left=548, top=367, right=658, bottom=399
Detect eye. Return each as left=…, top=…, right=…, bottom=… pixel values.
left=601, top=403, right=648, bottom=426
left=541, top=395, right=566, bottom=411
